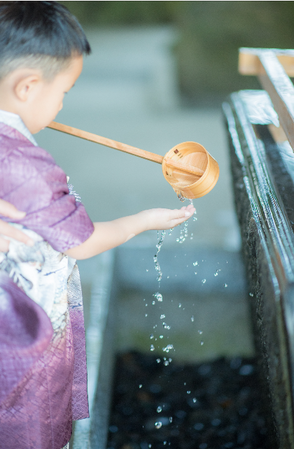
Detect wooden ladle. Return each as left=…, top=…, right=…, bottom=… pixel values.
left=47, top=121, right=219, bottom=199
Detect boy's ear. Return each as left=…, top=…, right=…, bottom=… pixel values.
left=14, top=73, right=41, bottom=102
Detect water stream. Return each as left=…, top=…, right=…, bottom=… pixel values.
left=149, top=199, right=198, bottom=366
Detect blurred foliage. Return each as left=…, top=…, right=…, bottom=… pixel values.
left=62, top=1, right=294, bottom=105
left=60, top=1, right=179, bottom=25
left=174, top=1, right=294, bottom=104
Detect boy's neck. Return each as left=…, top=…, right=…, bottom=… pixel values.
left=0, top=109, right=37, bottom=145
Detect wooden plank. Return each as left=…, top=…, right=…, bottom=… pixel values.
left=257, top=52, right=294, bottom=152
left=239, top=48, right=294, bottom=151
left=239, top=48, right=294, bottom=76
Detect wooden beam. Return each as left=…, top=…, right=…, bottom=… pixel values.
left=239, top=48, right=294, bottom=151
left=239, top=48, right=294, bottom=77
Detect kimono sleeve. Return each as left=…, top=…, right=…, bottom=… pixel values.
left=0, top=137, right=94, bottom=253
left=0, top=272, right=53, bottom=406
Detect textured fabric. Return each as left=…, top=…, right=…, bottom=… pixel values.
left=0, top=123, right=94, bottom=448
left=0, top=122, right=94, bottom=252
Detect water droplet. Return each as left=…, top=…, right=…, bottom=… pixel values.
left=150, top=344, right=155, bottom=352
left=224, top=283, right=228, bottom=288
left=193, top=398, right=197, bottom=403
left=191, top=315, right=195, bottom=322
left=159, top=335, right=164, bottom=339
left=155, top=421, right=162, bottom=429
left=176, top=221, right=189, bottom=244
left=193, top=261, right=198, bottom=266
left=153, top=292, right=163, bottom=302
left=200, top=341, right=204, bottom=346
left=189, top=199, right=197, bottom=222
left=160, top=314, right=166, bottom=319
left=145, top=313, right=148, bottom=317
left=146, top=269, right=149, bottom=272
left=249, top=292, right=254, bottom=297
left=157, top=406, right=163, bottom=413
left=152, top=300, right=156, bottom=305
left=202, top=279, right=206, bottom=284
left=198, top=330, right=203, bottom=335
left=187, top=390, right=191, bottom=394
left=150, top=334, right=154, bottom=339
left=178, top=303, right=182, bottom=308
left=163, top=344, right=174, bottom=353
left=169, top=417, right=173, bottom=423
left=139, top=384, right=142, bottom=388
left=177, top=193, right=186, bottom=202
left=156, top=358, right=161, bottom=363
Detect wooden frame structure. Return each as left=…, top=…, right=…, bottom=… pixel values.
left=239, top=48, right=294, bottom=151
left=222, top=47, right=294, bottom=447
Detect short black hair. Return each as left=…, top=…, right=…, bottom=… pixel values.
left=0, top=1, right=91, bottom=79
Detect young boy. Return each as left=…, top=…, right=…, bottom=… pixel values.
left=0, top=2, right=195, bottom=449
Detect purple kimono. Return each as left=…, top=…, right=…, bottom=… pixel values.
left=0, top=121, right=94, bottom=448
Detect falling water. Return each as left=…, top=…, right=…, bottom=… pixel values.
left=153, top=230, right=166, bottom=284
left=149, top=197, right=198, bottom=360
left=176, top=199, right=197, bottom=244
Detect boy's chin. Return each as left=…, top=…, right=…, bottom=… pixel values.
left=32, top=126, right=45, bottom=134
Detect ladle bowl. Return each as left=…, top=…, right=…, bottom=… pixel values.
left=162, top=141, right=219, bottom=199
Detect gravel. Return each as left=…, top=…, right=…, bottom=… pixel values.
left=107, top=351, right=270, bottom=449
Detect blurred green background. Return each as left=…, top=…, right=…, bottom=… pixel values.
left=62, top=1, right=294, bottom=105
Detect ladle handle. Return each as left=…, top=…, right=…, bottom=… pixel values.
left=47, top=121, right=204, bottom=177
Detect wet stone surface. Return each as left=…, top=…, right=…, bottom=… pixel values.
left=107, top=351, right=269, bottom=449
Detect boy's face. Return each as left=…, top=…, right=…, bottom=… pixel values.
left=25, top=55, right=83, bottom=134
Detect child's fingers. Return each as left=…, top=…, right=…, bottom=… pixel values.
left=0, top=221, right=34, bottom=248
left=170, top=217, right=189, bottom=227
left=170, top=207, right=195, bottom=227
left=176, top=206, right=195, bottom=217
left=0, top=201, right=34, bottom=248
left=0, top=199, right=26, bottom=219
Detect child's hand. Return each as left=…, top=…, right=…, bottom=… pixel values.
left=142, top=204, right=196, bottom=231
left=65, top=204, right=196, bottom=260
left=0, top=199, right=34, bottom=251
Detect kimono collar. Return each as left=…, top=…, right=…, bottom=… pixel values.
left=0, top=110, right=37, bottom=146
